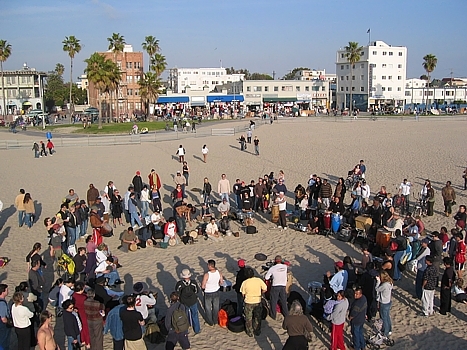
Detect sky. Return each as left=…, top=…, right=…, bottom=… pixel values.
left=1, top=0, right=466, bottom=82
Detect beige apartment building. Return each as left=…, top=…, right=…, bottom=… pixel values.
left=88, top=44, right=144, bottom=117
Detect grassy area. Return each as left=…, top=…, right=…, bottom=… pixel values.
left=73, top=121, right=167, bottom=134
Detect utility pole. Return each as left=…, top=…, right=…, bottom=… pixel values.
left=272, top=71, right=276, bottom=80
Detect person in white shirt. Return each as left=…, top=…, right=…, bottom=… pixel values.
left=384, top=211, right=404, bottom=238
left=205, top=218, right=223, bottom=242
left=264, top=255, right=289, bottom=319
left=201, top=145, right=209, bottom=163
left=201, top=260, right=224, bottom=326
left=11, top=292, right=34, bottom=349
left=58, top=279, right=74, bottom=309
left=217, top=198, right=230, bottom=218
left=140, top=185, right=151, bottom=218
left=133, top=282, right=158, bottom=323
left=176, top=145, right=185, bottom=163
left=95, top=257, right=122, bottom=287
left=150, top=210, right=164, bottom=231
left=398, top=179, right=412, bottom=214
left=218, top=174, right=231, bottom=202
left=276, top=192, right=287, bottom=230
left=361, top=180, right=371, bottom=203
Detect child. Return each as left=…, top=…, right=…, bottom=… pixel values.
left=46, top=139, right=54, bottom=155
left=453, top=278, right=467, bottom=303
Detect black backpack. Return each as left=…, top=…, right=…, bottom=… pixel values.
left=179, top=282, right=196, bottom=301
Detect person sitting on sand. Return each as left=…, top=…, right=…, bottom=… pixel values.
left=205, top=217, right=223, bottom=242
left=121, top=227, right=141, bottom=251
left=453, top=278, right=467, bottom=303
left=217, top=198, right=230, bottom=218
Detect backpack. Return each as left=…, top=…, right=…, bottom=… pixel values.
left=144, top=322, right=165, bottom=344
left=171, top=304, right=189, bottom=333
left=179, top=282, right=196, bottom=302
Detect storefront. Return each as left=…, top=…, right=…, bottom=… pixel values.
left=155, top=96, right=189, bottom=117
left=262, top=97, right=298, bottom=114
left=207, top=95, right=244, bottom=117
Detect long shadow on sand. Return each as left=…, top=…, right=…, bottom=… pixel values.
left=0, top=205, right=15, bottom=230
left=34, top=200, right=42, bottom=223
left=156, top=262, right=178, bottom=300
left=0, top=226, right=11, bottom=248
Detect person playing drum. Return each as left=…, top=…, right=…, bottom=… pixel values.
left=121, top=226, right=141, bottom=251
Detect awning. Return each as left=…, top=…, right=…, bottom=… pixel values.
left=22, top=101, right=32, bottom=106
left=207, top=95, right=244, bottom=103
left=262, top=97, right=297, bottom=102
left=190, top=101, right=206, bottom=107
left=157, top=96, right=189, bottom=104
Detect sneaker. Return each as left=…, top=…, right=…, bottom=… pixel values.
left=283, top=227, right=287, bottom=230
left=277, top=226, right=282, bottom=229
left=388, top=331, right=392, bottom=336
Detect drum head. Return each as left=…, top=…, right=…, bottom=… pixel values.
left=189, top=230, right=198, bottom=239
left=254, top=253, right=267, bottom=261
left=129, top=243, right=137, bottom=251
left=168, top=238, right=177, bottom=246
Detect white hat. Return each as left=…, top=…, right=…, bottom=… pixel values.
left=180, top=269, right=192, bottom=279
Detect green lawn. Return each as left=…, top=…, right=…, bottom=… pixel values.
left=73, top=121, right=167, bottom=134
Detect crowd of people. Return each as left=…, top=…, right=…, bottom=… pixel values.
left=2, top=141, right=467, bottom=350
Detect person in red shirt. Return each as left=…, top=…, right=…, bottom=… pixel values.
left=439, top=227, right=450, bottom=246
left=455, top=233, right=466, bottom=279
left=46, top=139, right=54, bottom=155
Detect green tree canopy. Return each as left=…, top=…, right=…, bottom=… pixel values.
left=282, top=67, right=310, bottom=80
left=249, top=73, right=273, bottom=80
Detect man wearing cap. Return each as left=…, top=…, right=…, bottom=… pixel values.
left=133, top=282, right=158, bottom=324
left=148, top=169, right=162, bottom=191
left=94, top=196, right=105, bottom=219
left=234, top=259, right=248, bottom=316
left=132, top=171, right=143, bottom=200
left=95, top=257, right=123, bottom=288
left=217, top=198, right=230, bottom=218
left=265, top=255, right=289, bottom=320
left=327, top=261, right=349, bottom=294
left=275, top=192, right=287, bottom=230
left=241, top=267, right=267, bottom=337
left=175, top=269, right=201, bottom=334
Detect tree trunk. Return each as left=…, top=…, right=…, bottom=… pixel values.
left=349, top=65, right=353, bottom=112
left=69, top=58, right=73, bottom=121
left=1, top=61, right=6, bottom=117
left=98, top=89, right=103, bottom=129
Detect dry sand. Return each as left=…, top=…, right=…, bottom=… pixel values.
left=1, top=118, right=467, bottom=349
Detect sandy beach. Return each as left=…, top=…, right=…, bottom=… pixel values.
left=1, top=118, right=466, bottom=349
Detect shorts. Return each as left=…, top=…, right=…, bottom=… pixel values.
left=455, top=262, right=465, bottom=271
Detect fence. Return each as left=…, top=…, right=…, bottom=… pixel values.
left=0, top=123, right=255, bottom=150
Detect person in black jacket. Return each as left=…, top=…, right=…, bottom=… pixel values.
left=202, top=177, right=212, bottom=206
left=94, top=277, right=119, bottom=311
left=132, top=171, right=143, bottom=199
left=175, top=269, right=200, bottom=334
left=233, top=259, right=247, bottom=316
left=62, top=299, right=81, bottom=349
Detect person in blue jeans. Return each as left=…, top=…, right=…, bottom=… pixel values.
left=128, top=192, right=143, bottom=228
left=95, top=257, right=122, bottom=287
left=201, top=260, right=223, bottom=326
left=375, top=271, right=393, bottom=337
left=15, top=189, right=26, bottom=227
left=349, top=288, right=367, bottom=350
left=175, top=269, right=201, bottom=334
left=0, top=284, right=12, bottom=350
left=62, top=299, right=81, bottom=350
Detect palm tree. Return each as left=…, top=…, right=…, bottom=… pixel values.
left=422, top=54, right=437, bottom=111
left=142, top=36, right=160, bottom=71
left=62, top=36, right=81, bottom=119
left=344, top=41, right=363, bottom=111
left=0, top=39, right=12, bottom=117
left=138, top=71, right=163, bottom=117
left=55, top=63, right=65, bottom=76
left=107, top=33, right=125, bottom=121
left=85, top=53, right=121, bottom=129
left=150, top=53, right=167, bottom=76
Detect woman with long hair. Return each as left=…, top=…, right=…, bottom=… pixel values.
left=23, top=193, right=35, bottom=229
left=26, top=242, right=46, bottom=274
left=85, top=235, right=97, bottom=276
left=282, top=300, right=313, bottom=350
left=330, top=290, right=349, bottom=350
left=202, top=144, right=209, bottom=163
left=72, top=282, right=91, bottom=349
left=11, top=292, right=35, bottom=350
left=15, top=282, right=37, bottom=343
left=334, top=177, right=347, bottom=202
left=376, top=271, right=393, bottom=337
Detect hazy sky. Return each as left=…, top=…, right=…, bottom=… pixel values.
left=1, top=0, right=466, bottom=81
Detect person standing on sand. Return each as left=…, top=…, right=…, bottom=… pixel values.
left=176, top=145, right=186, bottom=163
left=32, top=142, right=40, bottom=158
left=218, top=174, right=231, bottom=202
left=37, top=311, right=58, bottom=350
left=265, top=255, right=289, bottom=320
left=201, top=145, right=209, bottom=163
left=349, top=288, right=367, bottom=350
left=441, top=181, right=456, bottom=217
left=253, top=136, right=260, bottom=155
left=439, top=257, right=455, bottom=315
left=330, top=290, right=348, bottom=350
left=247, top=128, right=252, bottom=143
left=241, top=267, right=267, bottom=337
left=201, top=259, right=223, bottom=326
left=15, top=189, right=26, bottom=227
left=46, top=139, right=54, bottom=155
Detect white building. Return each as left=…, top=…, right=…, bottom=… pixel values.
left=293, top=69, right=336, bottom=82
left=336, top=40, right=407, bottom=111
left=171, top=67, right=244, bottom=93
left=404, top=81, right=467, bottom=107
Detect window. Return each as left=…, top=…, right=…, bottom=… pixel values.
left=281, top=85, right=292, bottom=91
left=352, top=87, right=355, bottom=91
left=117, top=61, right=121, bottom=69
left=398, top=64, right=402, bottom=68
left=341, top=53, right=345, bottom=58
left=352, top=76, right=355, bottom=80
left=372, top=51, right=377, bottom=55
left=190, top=81, right=196, bottom=85
left=397, top=87, right=401, bottom=91
left=321, top=86, right=326, bottom=91
left=370, top=63, right=376, bottom=68
left=305, top=86, right=310, bottom=91
left=346, top=76, right=349, bottom=80
left=135, top=62, right=141, bottom=69
left=134, top=89, right=139, bottom=96
left=211, top=81, right=216, bottom=85
left=126, top=75, right=132, bottom=83
left=346, top=65, right=349, bottom=69
left=127, top=88, right=133, bottom=95
left=341, top=65, right=344, bottom=70
left=382, top=76, right=386, bottom=80
left=381, top=87, right=386, bottom=91
left=388, top=76, right=392, bottom=80
left=274, top=86, right=278, bottom=92
left=246, top=86, right=251, bottom=92
left=360, top=63, right=364, bottom=68
left=361, top=75, right=364, bottom=80
left=346, top=87, right=349, bottom=91
left=372, top=87, right=376, bottom=91
left=398, top=52, right=403, bottom=56
left=405, top=91, right=411, bottom=96
left=383, top=51, right=387, bottom=55
left=312, top=86, right=319, bottom=91
left=21, top=76, right=27, bottom=83
left=296, top=86, right=300, bottom=92
left=389, top=52, right=393, bottom=56
left=360, top=87, right=365, bottom=92
left=340, top=87, right=344, bottom=91
left=388, top=87, right=392, bottom=91
left=382, top=64, right=387, bottom=68
left=126, top=62, right=132, bottom=69
left=360, top=51, right=364, bottom=56
left=135, top=75, right=140, bottom=82
left=265, top=86, right=269, bottom=92
left=253, top=86, right=262, bottom=92
left=340, top=76, right=344, bottom=80
left=397, top=76, right=402, bottom=80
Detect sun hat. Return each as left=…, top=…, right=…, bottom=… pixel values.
left=180, top=269, right=192, bottom=279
